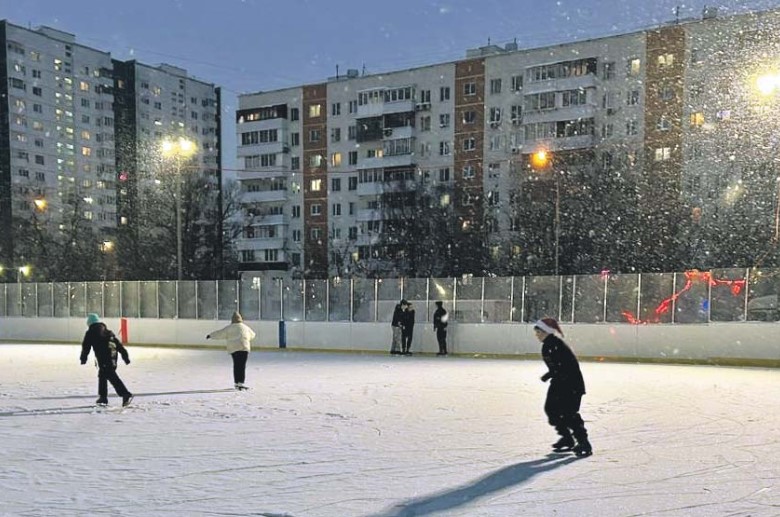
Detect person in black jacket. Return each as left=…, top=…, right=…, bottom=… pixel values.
left=80, top=313, right=133, bottom=407
left=534, top=317, right=592, bottom=457
left=433, top=301, right=448, bottom=355
left=401, top=302, right=416, bottom=355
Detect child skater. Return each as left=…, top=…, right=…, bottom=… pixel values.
left=207, top=311, right=256, bottom=390
left=534, top=317, right=592, bottom=457
left=80, top=313, right=133, bottom=407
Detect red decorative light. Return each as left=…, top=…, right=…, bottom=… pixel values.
left=622, top=269, right=746, bottom=324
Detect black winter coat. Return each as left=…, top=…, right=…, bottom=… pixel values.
left=540, top=334, right=585, bottom=395
left=401, top=309, right=415, bottom=331
left=433, top=307, right=448, bottom=331
left=391, top=304, right=404, bottom=327
left=80, top=323, right=129, bottom=368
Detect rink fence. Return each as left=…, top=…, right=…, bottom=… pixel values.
left=0, top=268, right=778, bottom=324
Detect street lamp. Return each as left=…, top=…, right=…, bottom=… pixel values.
left=161, top=137, right=197, bottom=280
left=530, top=149, right=560, bottom=276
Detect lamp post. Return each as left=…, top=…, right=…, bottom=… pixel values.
left=161, top=137, right=197, bottom=280
left=530, top=150, right=560, bottom=276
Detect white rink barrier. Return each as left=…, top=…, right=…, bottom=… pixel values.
left=1, top=317, right=779, bottom=365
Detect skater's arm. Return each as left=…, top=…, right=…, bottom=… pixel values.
left=112, top=333, right=131, bottom=364
left=208, top=325, right=230, bottom=340
left=80, top=334, right=90, bottom=364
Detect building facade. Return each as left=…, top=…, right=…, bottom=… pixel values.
left=229, top=7, right=780, bottom=279
left=1, top=21, right=222, bottom=279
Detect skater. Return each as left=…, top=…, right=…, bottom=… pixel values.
left=534, top=317, right=592, bottom=457
left=433, top=301, right=449, bottom=355
left=401, top=302, right=415, bottom=355
left=80, top=313, right=133, bottom=407
left=390, top=300, right=405, bottom=355
left=207, top=311, right=256, bottom=390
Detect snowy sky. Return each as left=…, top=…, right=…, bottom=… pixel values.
left=2, top=344, right=779, bottom=516
left=5, top=0, right=780, bottom=173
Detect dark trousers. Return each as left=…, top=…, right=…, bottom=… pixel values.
left=544, top=384, right=588, bottom=442
left=436, top=329, right=448, bottom=353
left=402, top=329, right=414, bottom=352
left=231, top=351, right=249, bottom=384
left=98, top=365, right=130, bottom=399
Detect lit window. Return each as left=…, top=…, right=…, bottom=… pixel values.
left=331, top=152, right=342, bottom=166
left=309, top=104, right=321, bottom=117
left=690, top=113, right=704, bottom=127
left=79, top=81, right=89, bottom=91
left=657, top=54, right=674, bottom=67
left=654, top=147, right=671, bottom=161
left=628, top=58, right=641, bottom=76
left=310, top=179, right=322, bottom=191
left=81, top=146, right=92, bottom=156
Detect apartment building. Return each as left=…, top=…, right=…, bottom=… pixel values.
left=235, top=7, right=780, bottom=278
left=1, top=20, right=222, bottom=277
left=1, top=21, right=118, bottom=266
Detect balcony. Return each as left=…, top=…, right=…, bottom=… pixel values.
left=524, top=134, right=597, bottom=152
left=237, top=141, right=288, bottom=156
left=382, top=126, right=414, bottom=140
left=523, top=73, right=600, bottom=95
left=236, top=237, right=285, bottom=251
left=355, top=234, right=381, bottom=246
left=236, top=169, right=289, bottom=181
left=356, top=209, right=382, bottom=222
left=522, top=104, right=597, bottom=125
left=356, top=182, right=385, bottom=196
left=241, top=190, right=288, bottom=204
left=248, top=213, right=287, bottom=226
left=359, top=154, right=414, bottom=170
left=236, top=117, right=288, bottom=132
left=357, top=99, right=415, bottom=119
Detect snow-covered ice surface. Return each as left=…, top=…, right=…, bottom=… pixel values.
left=1, top=344, right=779, bottom=517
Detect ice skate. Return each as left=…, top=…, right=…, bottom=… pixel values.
left=551, top=435, right=575, bottom=451
left=95, top=398, right=108, bottom=406
left=122, top=394, right=134, bottom=407
left=572, top=439, right=593, bottom=457
left=235, top=383, right=250, bottom=391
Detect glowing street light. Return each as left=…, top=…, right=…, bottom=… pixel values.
left=33, top=198, right=47, bottom=211
left=530, top=148, right=560, bottom=276
left=756, top=72, right=780, bottom=96
left=161, top=137, right=197, bottom=280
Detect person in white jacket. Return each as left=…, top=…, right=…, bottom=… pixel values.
left=207, top=311, right=257, bottom=390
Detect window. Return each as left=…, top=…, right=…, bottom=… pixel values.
left=348, top=100, right=357, bottom=113
left=331, top=152, right=342, bottom=166
left=439, top=141, right=451, bottom=156
left=331, top=178, right=341, bottom=191
left=510, top=105, right=522, bottom=125
left=488, top=107, right=501, bottom=124
left=291, top=132, right=300, bottom=146
left=490, top=78, right=502, bottom=94
left=292, top=205, right=301, bottom=218
left=292, top=229, right=301, bottom=242
left=464, top=82, right=476, bottom=96
left=489, top=135, right=503, bottom=150
left=463, top=165, right=476, bottom=179
left=439, top=113, right=450, bottom=128
left=33, top=86, right=42, bottom=96
left=331, top=102, right=341, bottom=116
left=309, top=129, right=320, bottom=143
left=348, top=125, right=357, bottom=140
left=627, top=58, right=641, bottom=76
left=463, top=110, right=476, bottom=124
left=511, top=74, right=523, bottom=91
left=657, top=53, right=674, bottom=67
left=349, top=227, right=358, bottom=240
left=81, top=146, right=92, bottom=156
left=33, top=103, right=43, bottom=113
left=311, top=204, right=322, bottom=216
left=463, top=137, right=476, bottom=151
left=310, top=179, right=322, bottom=191
left=311, top=228, right=322, bottom=240
left=627, top=90, right=640, bottom=106
left=440, top=86, right=450, bottom=101
left=331, top=127, right=341, bottom=143
left=439, top=167, right=450, bottom=181
left=332, top=203, right=342, bottom=216
left=348, top=176, right=358, bottom=190
left=562, top=89, right=587, bottom=106
left=420, top=115, right=431, bottom=132
left=309, top=104, right=322, bottom=117
left=420, top=89, right=431, bottom=104
left=35, top=155, right=45, bottom=165
left=654, top=147, right=671, bottom=161
left=690, top=112, right=704, bottom=127
left=602, top=62, right=615, bottom=80
left=349, top=202, right=355, bottom=215
left=291, top=156, right=300, bottom=170
left=290, top=107, right=300, bottom=121
left=659, top=85, right=675, bottom=101
left=79, top=81, right=89, bottom=91
left=264, top=250, right=278, bottom=262
left=657, top=117, right=671, bottom=131
left=348, top=151, right=358, bottom=165
left=626, top=119, right=638, bottom=135
left=10, top=78, right=25, bottom=90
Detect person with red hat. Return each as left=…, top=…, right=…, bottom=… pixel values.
left=534, top=317, right=592, bottom=457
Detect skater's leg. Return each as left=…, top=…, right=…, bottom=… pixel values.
left=562, top=395, right=591, bottom=456
left=97, top=369, right=108, bottom=404
left=101, top=366, right=130, bottom=398
left=232, top=351, right=248, bottom=384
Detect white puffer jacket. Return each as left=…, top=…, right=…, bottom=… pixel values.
left=208, top=322, right=256, bottom=353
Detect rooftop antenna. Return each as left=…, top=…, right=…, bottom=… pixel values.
left=487, top=37, right=491, bottom=45
left=336, top=64, right=339, bottom=79
left=362, top=63, right=366, bottom=76
left=675, top=5, right=681, bottom=23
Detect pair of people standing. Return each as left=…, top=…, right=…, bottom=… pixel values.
left=390, top=300, right=415, bottom=355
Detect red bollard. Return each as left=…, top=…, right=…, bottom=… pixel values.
left=120, top=317, right=129, bottom=344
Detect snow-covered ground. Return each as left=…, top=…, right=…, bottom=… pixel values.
left=1, top=344, right=779, bottom=517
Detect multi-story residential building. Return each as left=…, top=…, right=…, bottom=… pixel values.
left=113, top=60, right=222, bottom=275
left=235, top=7, right=780, bottom=278
left=1, top=20, right=222, bottom=279
left=1, top=21, right=118, bottom=267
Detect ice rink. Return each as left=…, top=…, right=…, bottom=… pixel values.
left=1, top=343, right=779, bottom=517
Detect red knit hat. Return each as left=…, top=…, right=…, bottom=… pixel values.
left=534, top=317, right=563, bottom=337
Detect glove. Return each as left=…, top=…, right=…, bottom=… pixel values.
left=80, top=360, right=86, bottom=365
left=124, top=358, right=131, bottom=365
left=206, top=334, right=211, bottom=340
left=540, top=372, right=551, bottom=382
